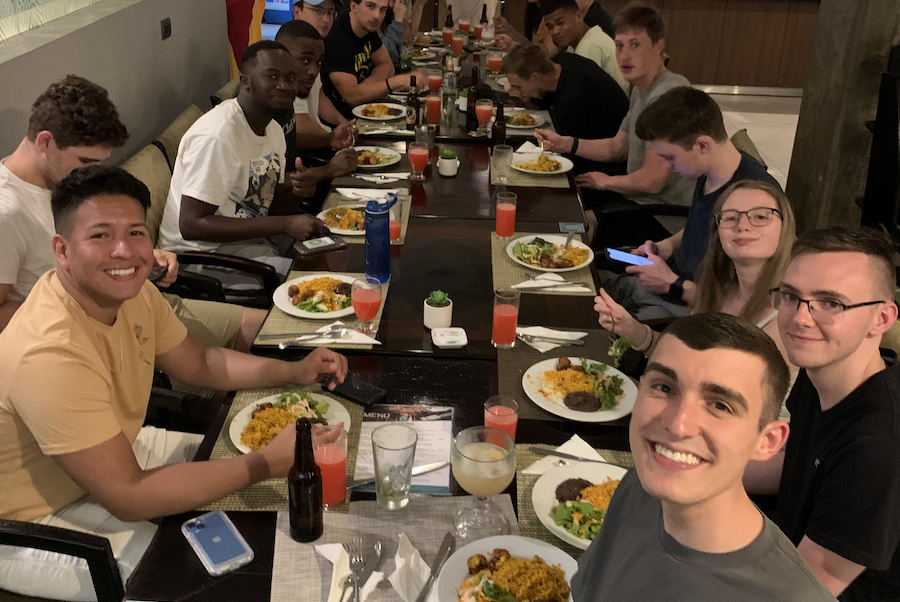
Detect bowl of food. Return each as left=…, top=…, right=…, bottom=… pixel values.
left=506, top=235, right=594, bottom=272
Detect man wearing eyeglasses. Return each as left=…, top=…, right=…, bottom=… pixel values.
left=745, top=226, right=900, bottom=600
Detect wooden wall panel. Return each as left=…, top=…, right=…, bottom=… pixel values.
left=661, top=0, right=726, bottom=84
left=716, top=0, right=791, bottom=86
left=776, top=0, right=819, bottom=87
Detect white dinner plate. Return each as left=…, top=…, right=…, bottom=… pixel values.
left=434, top=535, right=577, bottom=602
left=411, top=50, right=437, bottom=60
left=229, top=393, right=352, bottom=454
left=532, top=462, right=628, bottom=549
left=505, top=235, right=594, bottom=272
left=511, top=153, right=574, bottom=175
left=504, top=109, right=545, bottom=129
left=354, top=145, right=402, bottom=169
left=273, top=273, right=358, bottom=319
left=352, top=103, right=406, bottom=121
left=317, top=204, right=366, bottom=236
left=521, top=357, right=638, bottom=423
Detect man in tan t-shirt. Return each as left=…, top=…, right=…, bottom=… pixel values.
left=0, top=165, right=348, bottom=601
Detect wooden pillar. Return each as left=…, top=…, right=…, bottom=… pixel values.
left=786, top=0, right=900, bottom=232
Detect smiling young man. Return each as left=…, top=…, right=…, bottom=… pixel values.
left=0, top=165, right=348, bottom=601
left=321, top=0, right=425, bottom=119
left=571, top=313, right=835, bottom=601
left=598, top=86, right=779, bottom=320
left=744, top=227, right=900, bottom=600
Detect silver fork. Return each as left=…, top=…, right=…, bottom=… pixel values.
left=346, top=537, right=365, bottom=602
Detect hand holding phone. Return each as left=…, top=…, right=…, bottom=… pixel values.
left=607, top=248, right=653, bottom=266
left=323, top=372, right=387, bottom=406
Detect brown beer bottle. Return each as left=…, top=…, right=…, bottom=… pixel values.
left=466, top=67, right=479, bottom=133
left=492, top=102, right=506, bottom=145
left=445, top=5, right=454, bottom=29
left=288, top=418, right=323, bottom=542
left=407, top=75, right=420, bottom=130
left=479, top=3, right=488, bottom=25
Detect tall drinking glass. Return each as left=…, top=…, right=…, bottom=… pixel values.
left=451, top=426, right=516, bottom=541
left=492, top=288, right=520, bottom=349
left=495, top=191, right=516, bottom=238
left=488, top=52, right=503, bottom=73
left=408, top=141, right=430, bottom=181
left=475, top=99, right=493, bottom=134
left=415, top=125, right=436, bottom=162
left=484, top=396, right=518, bottom=440
left=372, top=424, right=418, bottom=510
left=451, top=35, right=465, bottom=56
left=491, top=144, right=513, bottom=184
left=312, top=425, right=348, bottom=507
left=428, top=69, right=443, bottom=93
left=351, top=277, right=382, bottom=335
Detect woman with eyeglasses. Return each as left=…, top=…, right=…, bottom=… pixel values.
left=596, top=179, right=796, bottom=366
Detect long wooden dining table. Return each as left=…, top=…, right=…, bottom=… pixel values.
left=125, top=108, right=635, bottom=602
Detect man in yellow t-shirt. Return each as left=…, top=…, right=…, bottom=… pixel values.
left=0, top=165, right=348, bottom=601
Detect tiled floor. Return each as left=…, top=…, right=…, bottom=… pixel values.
left=712, top=94, right=802, bottom=189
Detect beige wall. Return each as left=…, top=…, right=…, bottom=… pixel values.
left=0, top=0, right=229, bottom=163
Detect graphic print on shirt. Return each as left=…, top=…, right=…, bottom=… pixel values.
left=353, top=42, right=374, bottom=82
left=236, top=151, right=283, bottom=218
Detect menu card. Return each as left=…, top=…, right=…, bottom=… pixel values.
left=352, top=404, right=453, bottom=495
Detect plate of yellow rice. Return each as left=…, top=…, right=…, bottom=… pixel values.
left=532, top=462, right=626, bottom=550
left=435, top=535, right=576, bottom=602
left=229, top=392, right=352, bottom=453
left=521, top=357, right=637, bottom=423
left=272, top=273, right=358, bottom=319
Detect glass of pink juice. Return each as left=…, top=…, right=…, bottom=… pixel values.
left=488, top=53, right=503, bottom=73
left=408, top=141, right=429, bottom=181
left=484, top=396, right=519, bottom=440
left=389, top=207, right=401, bottom=241
left=459, top=19, right=470, bottom=31
left=313, top=425, right=348, bottom=506
left=495, top=190, right=516, bottom=238
left=351, top=277, right=382, bottom=335
left=475, top=99, right=493, bottom=133
left=426, top=95, right=441, bottom=125
left=474, top=24, right=483, bottom=40
left=492, top=288, right=520, bottom=348
left=442, top=28, right=454, bottom=45
left=451, top=35, right=464, bottom=56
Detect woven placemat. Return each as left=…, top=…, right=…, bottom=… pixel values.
left=490, top=162, right=570, bottom=188
left=515, top=444, right=633, bottom=559
left=201, top=386, right=364, bottom=513
left=321, top=193, right=411, bottom=245
left=254, top=271, right=388, bottom=349
left=496, top=330, right=616, bottom=421
left=491, top=232, right=596, bottom=296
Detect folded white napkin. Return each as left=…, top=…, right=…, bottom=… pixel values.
left=388, top=533, right=439, bottom=602
left=315, top=543, right=385, bottom=602
left=516, top=326, right=587, bottom=353
left=512, top=273, right=590, bottom=294
left=516, top=141, right=540, bottom=153
left=304, top=321, right=381, bottom=346
left=455, top=98, right=466, bottom=112
left=354, top=172, right=410, bottom=184
left=361, top=127, right=415, bottom=136
left=336, top=188, right=401, bottom=201
left=522, top=435, right=608, bottom=475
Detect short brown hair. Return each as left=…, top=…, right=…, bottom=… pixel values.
left=501, top=42, right=555, bottom=79
left=27, top=75, right=128, bottom=150
left=614, top=2, right=665, bottom=42
left=791, top=226, right=897, bottom=299
left=635, top=87, right=728, bottom=148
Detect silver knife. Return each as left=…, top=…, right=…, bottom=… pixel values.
left=518, top=334, right=585, bottom=346
left=414, top=532, right=455, bottom=602
left=517, top=282, right=586, bottom=290
left=528, top=446, right=625, bottom=467
left=341, top=540, right=382, bottom=602
left=347, top=460, right=449, bottom=489
left=257, top=325, right=344, bottom=341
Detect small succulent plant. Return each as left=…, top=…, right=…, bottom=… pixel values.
left=426, top=290, right=451, bottom=307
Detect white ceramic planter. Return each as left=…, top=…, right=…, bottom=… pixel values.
left=423, top=299, right=453, bottom=329
left=438, top=157, right=459, bottom=177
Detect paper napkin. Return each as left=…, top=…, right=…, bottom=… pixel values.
left=512, top=273, right=590, bottom=294
left=301, top=321, right=381, bottom=346
left=360, top=127, right=415, bottom=136
left=315, top=543, right=384, bottom=602
left=354, top=172, right=410, bottom=184
left=516, top=326, right=588, bottom=353
left=388, top=533, right=439, bottom=602
left=522, top=435, right=608, bottom=475
left=516, top=141, right=540, bottom=154
left=335, top=188, right=401, bottom=201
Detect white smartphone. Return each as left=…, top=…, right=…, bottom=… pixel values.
left=182, top=511, right=254, bottom=577
left=607, top=248, right=653, bottom=266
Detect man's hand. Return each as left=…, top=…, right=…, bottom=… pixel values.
left=151, top=249, right=179, bottom=288
left=575, top=171, right=614, bottom=190
left=625, top=251, right=679, bottom=295
left=632, top=239, right=659, bottom=257
left=284, top=214, right=329, bottom=241
left=294, top=347, right=349, bottom=389
left=392, top=0, right=407, bottom=22
left=291, top=158, right=318, bottom=198
left=493, top=15, right=511, bottom=34
left=330, top=119, right=357, bottom=150
left=593, top=288, right=643, bottom=342
left=328, top=148, right=360, bottom=178
left=256, top=420, right=297, bottom=478
left=495, top=34, right=517, bottom=52
left=534, top=130, right=572, bottom=154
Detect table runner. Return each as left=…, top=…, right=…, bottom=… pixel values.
left=496, top=330, right=616, bottom=421
left=490, top=232, right=596, bottom=296
left=253, top=271, right=388, bottom=349
left=515, top=444, right=634, bottom=559
left=320, top=192, right=412, bottom=245
left=201, top=386, right=364, bottom=513
left=270, top=495, right=518, bottom=602
left=490, top=163, right=570, bottom=188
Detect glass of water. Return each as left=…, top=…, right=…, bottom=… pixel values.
left=491, top=144, right=514, bottom=184
left=371, top=424, right=418, bottom=510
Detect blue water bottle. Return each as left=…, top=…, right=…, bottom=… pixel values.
left=364, top=194, right=398, bottom=283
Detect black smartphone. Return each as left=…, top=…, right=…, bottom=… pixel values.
left=323, top=373, right=386, bottom=406
left=293, top=235, right=347, bottom=257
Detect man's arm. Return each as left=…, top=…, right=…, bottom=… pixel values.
left=797, top=537, right=866, bottom=596
left=743, top=450, right=785, bottom=495
left=0, top=283, right=21, bottom=332
left=535, top=128, right=628, bottom=163
left=178, top=195, right=327, bottom=242
left=403, top=0, right=427, bottom=42
left=575, top=148, right=671, bottom=196
left=318, top=90, right=348, bottom=128
left=295, top=113, right=334, bottom=150
left=329, top=47, right=415, bottom=106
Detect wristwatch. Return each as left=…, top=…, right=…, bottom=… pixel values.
left=668, top=276, right=685, bottom=300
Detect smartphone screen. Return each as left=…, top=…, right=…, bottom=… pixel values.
left=606, top=248, right=653, bottom=266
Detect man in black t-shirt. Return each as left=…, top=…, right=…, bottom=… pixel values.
left=321, top=0, right=424, bottom=118
left=744, top=226, right=900, bottom=600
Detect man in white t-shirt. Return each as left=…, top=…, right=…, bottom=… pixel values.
left=0, top=75, right=265, bottom=350
left=158, top=41, right=328, bottom=263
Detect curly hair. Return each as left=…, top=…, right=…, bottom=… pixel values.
left=27, top=75, right=129, bottom=150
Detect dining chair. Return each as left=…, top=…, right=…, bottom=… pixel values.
left=152, top=105, right=204, bottom=172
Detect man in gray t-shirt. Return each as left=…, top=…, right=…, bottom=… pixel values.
left=570, top=314, right=835, bottom=602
